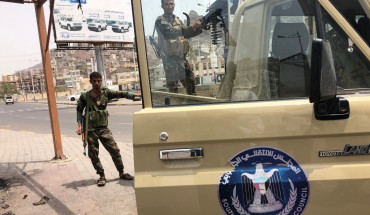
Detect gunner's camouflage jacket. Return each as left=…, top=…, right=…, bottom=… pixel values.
left=155, top=13, right=202, bottom=57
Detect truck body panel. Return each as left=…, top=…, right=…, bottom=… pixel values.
left=131, top=0, right=370, bottom=214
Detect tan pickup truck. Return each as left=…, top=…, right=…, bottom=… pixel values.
left=131, top=0, right=370, bottom=214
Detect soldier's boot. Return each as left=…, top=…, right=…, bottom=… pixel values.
left=187, top=79, right=197, bottom=95
left=119, top=170, right=134, bottom=180
left=185, top=70, right=197, bottom=95
left=97, top=173, right=106, bottom=187
left=190, top=81, right=197, bottom=95
left=169, top=87, right=179, bottom=93
left=183, top=78, right=191, bottom=95
left=186, top=86, right=192, bottom=95
left=168, top=81, right=179, bottom=93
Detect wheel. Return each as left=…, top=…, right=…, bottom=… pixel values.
left=121, top=28, right=124, bottom=33
left=98, top=26, right=102, bottom=32
left=67, top=25, right=71, bottom=31
left=5, top=103, right=8, bottom=105
left=70, top=97, right=75, bottom=101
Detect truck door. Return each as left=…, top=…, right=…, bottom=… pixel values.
left=132, top=0, right=370, bottom=214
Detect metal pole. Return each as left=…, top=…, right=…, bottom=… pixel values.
left=133, top=48, right=138, bottom=83
left=35, top=2, right=65, bottom=159
left=19, top=71, right=25, bottom=101
left=198, top=42, right=201, bottom=63
left=31, top=69, right=35, bottom=93
left=53, top=69, right=58, bottom=98
left=94, top=45, right=107, bottom=87
left=19, top=72, right=22, bottom=90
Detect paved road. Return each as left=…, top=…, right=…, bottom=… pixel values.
left=0, top=102, right=142, bottom=142
left=0, top=102, right=141, bottom=215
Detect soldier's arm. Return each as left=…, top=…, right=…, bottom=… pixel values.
left=106, top=88, right=141, bottom=100
left=156, top=17, right=202, bottom=39
left=183, top=19, right=203, bottom=38
left=76, top=94, right=86, bottom=135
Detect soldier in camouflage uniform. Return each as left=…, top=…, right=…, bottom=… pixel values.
left=76, top=72, right=141, bottom=186
left=155, top=0, right=203, bottom=95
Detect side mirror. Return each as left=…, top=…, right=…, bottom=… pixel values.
left=309, top=39, right=350, bottom=120
left=309, top=38, right=337, bottom=103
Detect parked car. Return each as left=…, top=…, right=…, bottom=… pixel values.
left=112, top=21, right=131, bottom=33
left=88, top=19, right=107, bottom=32
left=67, top=91, right=84, bottom=101
left=4, top=95, right=14, bottom=105
left=59, top=16, right=83, bottom=31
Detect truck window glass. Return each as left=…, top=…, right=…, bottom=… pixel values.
left=329, top=0, right=370, bottom=46
left=321, top=4, right=370, bottom=90
left=142, top=0, right=316, bottom=107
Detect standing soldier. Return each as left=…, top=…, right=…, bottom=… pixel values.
left=155, top=0, right=203, bottom=95
left=76, top=72, right=140, bottom=186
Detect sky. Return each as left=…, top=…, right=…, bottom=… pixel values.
left=0, top=2, right=54, bottom=81
left=0, top=0, right=213, bottom=81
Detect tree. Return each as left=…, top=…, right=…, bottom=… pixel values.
left=55, top=85, right=68, bottom=92
left=0, top=83, right=19, bottom=97
left=80, top=64, right=88, bottom=77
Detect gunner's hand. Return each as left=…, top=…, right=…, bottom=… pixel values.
left=192, top=19, right=202, bottom=29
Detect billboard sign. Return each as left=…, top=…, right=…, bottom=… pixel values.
left=53, top=0, right=134, bottom=43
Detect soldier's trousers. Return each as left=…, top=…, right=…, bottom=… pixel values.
left=167, top=70, right=196, bottom=95
left=87, top=127, right=124, bottom=176
left=164, top=57, right=196, bottom=95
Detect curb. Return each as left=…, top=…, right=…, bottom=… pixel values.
left=17, top=100, right=142, bottom=106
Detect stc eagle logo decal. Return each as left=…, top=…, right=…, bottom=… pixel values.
left=218, top=147, right=309, bottom=215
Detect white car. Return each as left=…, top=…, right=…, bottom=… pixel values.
left=4, top=96, right=14, bottom=105
left=67, top=91, right=84, bottom=101
left=59, top=17, right=83, bottom=31
left=112, top=21, right=131, bottom=33
left=88, top=19, right=107, bottom=32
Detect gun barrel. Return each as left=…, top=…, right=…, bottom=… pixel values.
left=201, top=8, right=223, bottom=30
left=149, top=36, right=165, bottom=59
left=82, top=132, right=87, bottom=156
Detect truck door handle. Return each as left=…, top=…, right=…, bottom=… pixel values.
left=159, top=148, right=204, bottom=160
